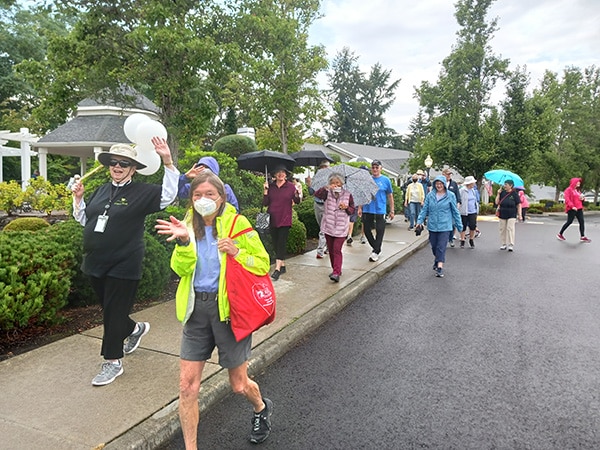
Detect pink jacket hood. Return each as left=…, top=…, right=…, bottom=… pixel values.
left=564, top=178, right=583, bottom=212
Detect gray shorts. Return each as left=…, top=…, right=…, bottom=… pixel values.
left=180, top=294, right=251, bottom=368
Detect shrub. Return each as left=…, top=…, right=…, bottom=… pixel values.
left=0, top=231, right=74, bottom=331
left=213, top=134, right=258, bottom=160
left=479, top=202, right=496, bottom=215
left=136, top=232, right=172, bottom=301
left=286, top=213, right=307, bottom=255
left=3, top=217, right=50, bottom=232
left=294, top=197, right=320, bottom=239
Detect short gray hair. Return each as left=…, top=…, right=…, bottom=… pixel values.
left=328, top=173, right=344, bottom=185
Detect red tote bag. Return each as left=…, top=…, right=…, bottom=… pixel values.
left=226, top=215, right=276, bottom=342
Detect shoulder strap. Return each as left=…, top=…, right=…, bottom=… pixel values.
left=228, top=214, right=253, bottom=239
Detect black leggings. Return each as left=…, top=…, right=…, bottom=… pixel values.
left=270, top=226, right=290, bottom=260
left=559, top=209, right=585, bottom=236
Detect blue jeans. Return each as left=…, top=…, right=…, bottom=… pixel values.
left=408, top=202, right=421, bottom=228
left=429, top=230, right=451, bottom=266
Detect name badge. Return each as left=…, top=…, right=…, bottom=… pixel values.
left=94, top=214, right=109, bottom=233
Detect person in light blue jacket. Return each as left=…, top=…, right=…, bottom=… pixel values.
left=416, top=175, right=462, bottom=278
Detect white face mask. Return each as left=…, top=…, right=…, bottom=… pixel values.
left=194, top=197, right=218, bottom=217
left=332, top=187, right=342, bottom=193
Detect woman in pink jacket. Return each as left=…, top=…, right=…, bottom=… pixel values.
left=314, top=173, right=355, bottom=282
left=516, top=187, right=529, bottom=222
left=557, top=177, right=591, bottom=242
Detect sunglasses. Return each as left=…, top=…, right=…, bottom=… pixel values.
left=109, top=159, right=133, bottom=168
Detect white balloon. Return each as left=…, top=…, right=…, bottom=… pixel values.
left=124, top=113, right=152, bottom=143
left=135, top=120, right=168, bottom=144
left=135, top=147, right=161, bottom=176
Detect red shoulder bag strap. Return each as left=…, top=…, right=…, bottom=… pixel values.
left=228, top=214, right=253, bottom=239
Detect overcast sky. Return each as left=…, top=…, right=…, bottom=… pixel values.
left=308, top=0, right=600, bottom=137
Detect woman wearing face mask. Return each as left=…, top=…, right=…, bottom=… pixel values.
left=155, top=171, right=273, bottom=448
left=71, top=139, right=179, bottom=386
left=263, top=165, right=301, bottom=280
left=313, top=173, right=355, bottom=282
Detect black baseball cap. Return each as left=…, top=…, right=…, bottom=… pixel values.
left=371, top=160, right=382, bottom=167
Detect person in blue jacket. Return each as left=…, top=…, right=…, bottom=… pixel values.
left=178, top=156, right=239, bottom=212
left=415, top=175, right=462, bottom=278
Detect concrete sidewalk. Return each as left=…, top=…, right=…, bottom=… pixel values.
left=0, top=217, right=428, bottom=450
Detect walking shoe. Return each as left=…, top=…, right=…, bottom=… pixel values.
left=279, top=266, right=286, bottom=274
left=271, top=270, right=280, bottom=281
left=433, top=262, right=437, bottom=271
left=580, top=236, right=592, bottom=243
left=460, top=240, right=465, bottom=249
left=475, top=230, right=481, bottom=238
left=346, top=236, right=353, bottom=245
left=556, top=234, right=566, bottom=241
left=500, top=245, right=507, bottom=250
left=329, top=273, right=340, bottom=283
left=360, top=235, right=367, bottom=244
left=435, top=267, right=444, bottom=278
left=469, top=239, right=475, bottom=249
left=316, top=253, right=324, bottom=259
left=449, top=239, right=455, bottom=248
left=369, top=252, right=379, bottom=262
left=123, top=322, right=150, bottom=355
left=508, top=245, right=514, bottom=252
left=250, top=398, right=273, bottom=444
left=92, top=360, right=123, bottom=386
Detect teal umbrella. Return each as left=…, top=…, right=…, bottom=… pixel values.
left=484, top=169, right=524, bottom=187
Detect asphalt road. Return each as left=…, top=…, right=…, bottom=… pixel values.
left=160, top=214, right=600, bottom=450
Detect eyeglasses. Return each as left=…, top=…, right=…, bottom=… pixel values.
left=109, top=159, right=133, bottom=168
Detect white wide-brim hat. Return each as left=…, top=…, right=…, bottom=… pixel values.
left=463, top=175, right=477, bottom=185
left=97, top=143, right=147, bottom=169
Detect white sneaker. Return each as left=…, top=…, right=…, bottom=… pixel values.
left=369, top=252, right=379, bottom=262
left=360, top=236, right=367, bottom=244
left=500, top=245, right=507, bottom=250
left=508, top=245, right=514, bottom=252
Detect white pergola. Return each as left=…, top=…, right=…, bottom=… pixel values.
left=0, top=128, right=39, bottom=188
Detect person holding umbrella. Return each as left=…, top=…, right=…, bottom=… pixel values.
left=415, top=176, right=462, bottom=278
left=495, top=179, right=522, bottom=251
left=313, top=173, right=355, bottom=282
left=263, top=166, right=301, bottom=280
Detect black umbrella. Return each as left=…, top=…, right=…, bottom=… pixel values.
left=289, top=149, right=334, bottom=167
left=237, top=150, right=296, bottom=179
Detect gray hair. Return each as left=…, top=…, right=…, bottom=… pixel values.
left=328, top=173, right=344, bottom=185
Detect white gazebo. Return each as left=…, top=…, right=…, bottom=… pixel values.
left=0, top=128, right=39, bottom=187
left=31, top=87, right=160, bottom=180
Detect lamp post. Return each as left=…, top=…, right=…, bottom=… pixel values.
left=424, top=154, right=433, bottom=179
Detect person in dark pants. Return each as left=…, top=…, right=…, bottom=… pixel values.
left=415, top=176, right=462, bottom=278
left=71, top=139, right=179, bottom=386
left=359, top=160, right=395, bottom=262
left=557, top=177, right=592, bottom=243
left=262, top=165, right=301, bottom=280
left=441, top=167, right=460, bottom=247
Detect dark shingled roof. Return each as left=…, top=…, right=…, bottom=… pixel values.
left=34, top=115, right=131, bottom=158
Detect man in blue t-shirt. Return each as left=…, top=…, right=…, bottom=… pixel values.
left=359, top=160, right=395, bottom=262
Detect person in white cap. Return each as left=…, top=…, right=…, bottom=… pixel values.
left=458, top=176, right=479, bottom=248
left=71, top=138, right=179, bottom=386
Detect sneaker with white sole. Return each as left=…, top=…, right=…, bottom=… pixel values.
left=508, top=245, right=514, bottom=252
left=435, top=267, right=444, bottom=277
left=360, top=236, right=367, bottom=244
left=250, top=398, right=273, bottom=444
left=92, top=360, right=123, bottom=386
left=500, top=245, right=507, bottom=250
left=369, top=252, right=379, bottom=262
left=557, top=234, right=566, bottom=241
left=123, top=322, right=150, bottom=355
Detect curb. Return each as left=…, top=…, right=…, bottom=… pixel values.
left=105, top=236, right=429, bottom=449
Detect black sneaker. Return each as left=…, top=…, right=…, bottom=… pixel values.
left=469, top=239, right=475, bottom=249
left=460, top=240, right=465, bottom=249
left=271, top=270, right=280, bottom=281
left=279, top=266, right=286, bottom=274
left=346, top=236, right=353, bottom=245
left=250, top=398, right=273, bottom=444
left=123, top=322, right=150, bottom=354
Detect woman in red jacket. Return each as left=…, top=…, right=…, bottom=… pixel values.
left=557, top=177, right=591, bottom=243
